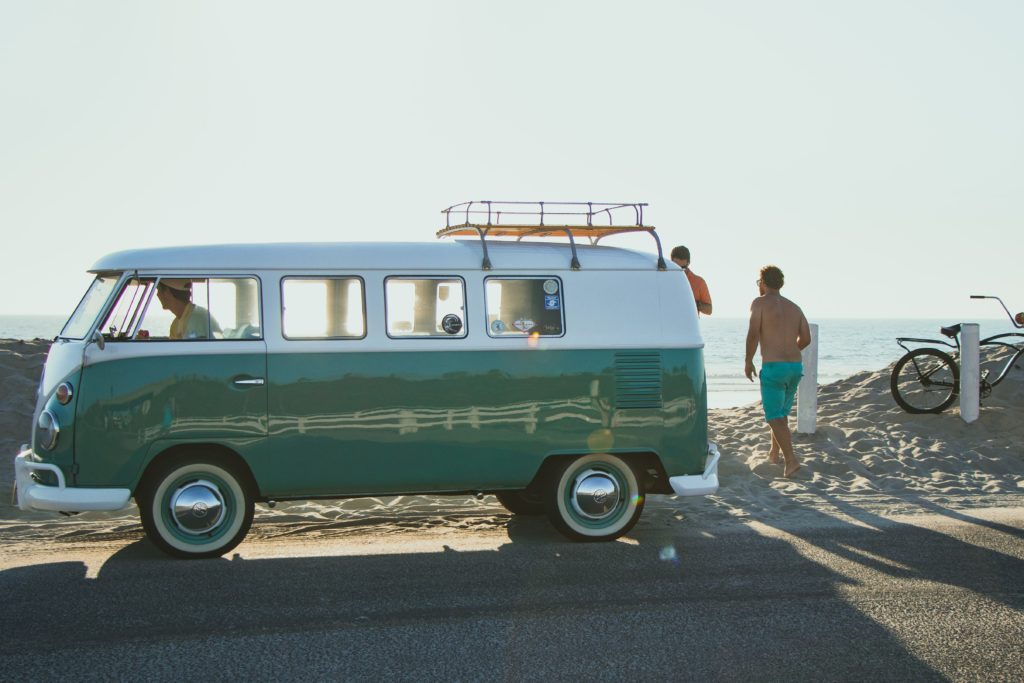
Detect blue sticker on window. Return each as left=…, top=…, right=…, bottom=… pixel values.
left=544, top=295, right=560, bottom=310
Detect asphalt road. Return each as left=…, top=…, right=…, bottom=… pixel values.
left=2, top=507, right=1023, bottom=682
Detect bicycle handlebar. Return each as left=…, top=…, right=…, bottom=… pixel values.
left=970, top=294, right=1023, bottom=328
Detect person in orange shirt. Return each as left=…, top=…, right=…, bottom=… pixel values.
left=671, top=245, right=713, bottom=316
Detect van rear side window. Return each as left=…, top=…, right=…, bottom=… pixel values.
left=485, top=277, right=564, bottom=337
left=385, top=277, right=466, bottom=338
left=282, top=277, right=366, bottom=339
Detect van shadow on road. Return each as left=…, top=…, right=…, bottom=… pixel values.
left=5, top=500, right=1022, bottom=680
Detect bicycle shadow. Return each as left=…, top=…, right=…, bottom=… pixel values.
left=718, top=485, right=1024, bottom=615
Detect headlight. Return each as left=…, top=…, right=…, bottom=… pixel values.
left=36, top=410, right=60, bottom=450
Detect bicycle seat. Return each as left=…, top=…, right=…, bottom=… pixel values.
left=940, top=324, right=962, bottom=338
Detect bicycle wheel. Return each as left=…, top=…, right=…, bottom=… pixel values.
left=890, top=348, right=960, bottom=414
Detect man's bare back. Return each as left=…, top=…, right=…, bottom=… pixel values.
left=748, top=294, right=811, bottom=362
left=744, top=265, right=811, bottom=479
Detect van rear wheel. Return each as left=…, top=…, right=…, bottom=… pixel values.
left=494, top=490, right=545, bottom=515
left=545, top=453, right=644, bottom=542
left=138, top=457, right=254, bottom=559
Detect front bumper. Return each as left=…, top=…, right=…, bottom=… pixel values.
left=668, top=442, right=720, bottom=496
left=14, top=448, right=131, bottom=513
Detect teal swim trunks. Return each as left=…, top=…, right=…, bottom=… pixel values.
left=760, top=362, right=803, bottom=422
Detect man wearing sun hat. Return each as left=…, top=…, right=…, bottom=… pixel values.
left=156, top=278, right=221, bottom=340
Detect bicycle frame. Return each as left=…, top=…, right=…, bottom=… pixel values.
left=896, top=330, right=1024, bottom=389
left=979, top=332, right=1024, bottom=388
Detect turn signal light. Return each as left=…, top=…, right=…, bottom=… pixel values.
left=56, top=382, right=74, bottom=405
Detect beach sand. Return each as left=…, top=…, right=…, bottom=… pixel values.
left=2, top=339, right=1021, bottom=548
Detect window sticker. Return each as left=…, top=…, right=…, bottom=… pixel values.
left=441, top=314, right=463, bottom=335
left=484, top=277, right=563, bottom=337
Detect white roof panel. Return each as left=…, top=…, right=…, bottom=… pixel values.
left=89, top=240, right=663, bottom=273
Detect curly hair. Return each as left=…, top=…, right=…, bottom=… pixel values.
left=760, top=265, right=784, bottom=289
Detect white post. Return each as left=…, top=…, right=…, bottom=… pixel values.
left=797, top=323, right=819, bottom=434
left=960, top=323, right=980, bottom=423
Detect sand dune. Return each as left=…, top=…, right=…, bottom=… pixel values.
left=1, top=339, right=1021, bottom=545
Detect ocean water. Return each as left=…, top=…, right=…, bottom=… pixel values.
left=702, top=317, right=1020, bottom=408
left=0, top=315, right=68, bottom=341
left=1, top=315, right=1018, bottom=409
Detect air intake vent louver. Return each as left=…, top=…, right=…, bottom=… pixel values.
left=614, top=351, right=663, bottom=409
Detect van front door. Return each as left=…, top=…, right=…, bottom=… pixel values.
left=75, top=340, right=269, bottom=488
left=74, top=276, right=269, bottom=489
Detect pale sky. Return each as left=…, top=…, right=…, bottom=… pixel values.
left=2, top=1, right=1021, bottom=320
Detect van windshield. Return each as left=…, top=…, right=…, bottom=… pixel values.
left=59, top=275, right=120, bottom=340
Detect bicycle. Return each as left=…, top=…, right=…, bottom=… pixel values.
left=890, top=295, right=1024, bottom=414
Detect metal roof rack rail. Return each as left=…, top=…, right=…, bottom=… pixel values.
left=437, top=201, right=666, bottom=271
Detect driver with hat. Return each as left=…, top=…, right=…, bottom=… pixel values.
left=156, top=279, right=221, bottom=340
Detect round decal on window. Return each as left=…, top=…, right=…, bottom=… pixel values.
left=543, top=279, right=559, bottom=295
left=491, top=320, right=507, bottom=334
left=441, top=314, right=463, bottom=335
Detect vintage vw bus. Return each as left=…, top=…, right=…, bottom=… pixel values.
left=14, top=202, right=720, bottom=558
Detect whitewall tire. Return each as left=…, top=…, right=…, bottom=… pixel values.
left=545, top=453, right=644, bottom=541
left=139, top=458, right=254, bottom=559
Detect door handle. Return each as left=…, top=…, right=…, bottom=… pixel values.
left=233, top=377, right=265, bottom=386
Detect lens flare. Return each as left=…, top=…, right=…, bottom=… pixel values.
left=587, top=428, right=615, bottom=451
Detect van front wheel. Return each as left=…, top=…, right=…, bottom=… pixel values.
left=139, top=457, right=254, bottom=559
left=545, top=453, right=644, bottom=542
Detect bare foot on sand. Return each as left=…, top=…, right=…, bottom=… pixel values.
left=784, top=461, right=802, bottom=478
left=768, top=449, right=781, bottom=465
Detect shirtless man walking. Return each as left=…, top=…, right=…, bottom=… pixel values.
left=744, top=265, right=811, bottom=478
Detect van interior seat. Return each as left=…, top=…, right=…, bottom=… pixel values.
left=223, top=324, right=260, bottom=339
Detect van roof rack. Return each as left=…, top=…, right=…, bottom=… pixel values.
left=437, top=201, right=667, bottom=271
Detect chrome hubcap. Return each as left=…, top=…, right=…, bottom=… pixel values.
left=570, top=469, right=621, bottom=520
left=169, top=480, right=226, bottom=535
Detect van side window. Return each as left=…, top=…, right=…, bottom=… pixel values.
left=126, top=277, right=262, bottom=341
left=385, top=277, right=466, bottom=338
left=485, top=277, right=564, bottom=337
left=281, top=277, right=366, bottom=339
left=209, top=278, right=262, bottom=339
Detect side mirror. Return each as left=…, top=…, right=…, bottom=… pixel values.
left=91, top=329, right=106, bottom=351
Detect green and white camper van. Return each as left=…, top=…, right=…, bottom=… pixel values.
left=14, top=202, right=720, bottom=558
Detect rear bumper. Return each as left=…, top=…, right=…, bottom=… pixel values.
left=668, top=442, right=720, bottom=496
left=14, top=448, right=131, bottom=513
